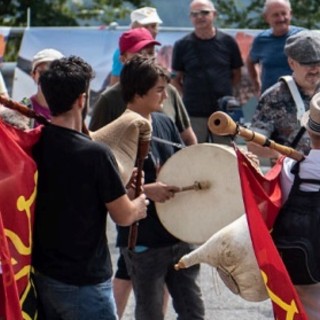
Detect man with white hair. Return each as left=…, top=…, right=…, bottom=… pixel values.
left=246, top=0, right=304, bottom=96
left=171, top=0, right=243, bottom=143
left=109, top=7, right=162, bottom=86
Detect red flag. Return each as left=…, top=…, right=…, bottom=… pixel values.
left=235, top=148, right=308, bottom=319
left=0, top=119, right=42, bottom=319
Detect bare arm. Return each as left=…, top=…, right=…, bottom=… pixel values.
left=180, top=127, right=198, bottom=146
left=144, top=182, right=180, bottom=203
left=246, top=55, right=261, bottom=97
left=232, top=67, right=242, bottom=87
left=106, top=193, right=148, bottom=226
left=171, top=71, right=184, bottom=97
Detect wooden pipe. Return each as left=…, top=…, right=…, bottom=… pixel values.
left=0, top=95, right=49, bottom=125
left=207, top=111, right=304, bottom=161
left=127, top=139, right=150, bottom=250
left=0, top=95, right=92, bottom=137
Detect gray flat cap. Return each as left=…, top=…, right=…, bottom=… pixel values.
left=284, top=30, right=320, bottom=65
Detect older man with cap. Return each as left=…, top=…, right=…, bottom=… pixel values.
left=21, top=48, right=64, bottom=128
left=274, top=91, right=320, bottom=320
left=248, top=30, right=320, bottom=163
left=109, top=7, right=162, bottom=86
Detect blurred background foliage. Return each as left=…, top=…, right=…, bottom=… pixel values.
left=1, top=0, right=320, bottom=61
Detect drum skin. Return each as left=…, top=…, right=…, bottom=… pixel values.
left=156, top=143, right=244, bottom=244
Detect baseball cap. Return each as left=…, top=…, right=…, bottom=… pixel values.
left=130, top=7, right=163, bottom=25
left=119, top=28, right=161, bottom=55
left=32, top=48, right=64, bottom=72
left=301, top=92, right=320, bottom=136
left=284, top=30, right=320, bottom=65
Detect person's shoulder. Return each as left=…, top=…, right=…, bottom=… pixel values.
left=100, top=82, right=122, bottom=98
left=152, top=112, right=179, bottom=139
left=288, top=26, right=306, bottom=35
left=262, top=80, right=285, bottom=94
left=152, top=111, right=174, bottom=125
left=105, top=82, right=121, bottom=93
left=216, top=29, right=233, bottom=39
left=152, top=111, right=170, bottom=120
left=215, top=29, right=238, bottom=44
left=112, top=48, right=120, bottom=58
left=174, top=32, right=194, bottom=44
left=87, top=137, right=114, bottom=157
left=259, top=80, right=288, bottom=100
left=48, top=126, right=106, bottom=153
left=250, top=28, right=274, bottom=41
left=253, top=28, right=273, bottom=40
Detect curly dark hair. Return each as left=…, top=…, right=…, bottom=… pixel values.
left=40, top=55, right=94, bottom=116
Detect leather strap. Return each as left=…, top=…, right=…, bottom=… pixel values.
left=280, top=76, right=305, bottom=122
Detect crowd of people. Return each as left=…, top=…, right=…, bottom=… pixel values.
left=1, top=0, right=320, bottom=319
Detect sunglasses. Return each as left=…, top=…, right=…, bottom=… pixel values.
left=190, top=10, right=212, bottom=18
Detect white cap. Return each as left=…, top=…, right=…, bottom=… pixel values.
left=32, top=48, right=64, bottom=72
left=130, top=7, right=163, bottom=25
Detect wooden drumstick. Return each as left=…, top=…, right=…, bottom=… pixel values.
left=175, top=180, right=211, bottom=193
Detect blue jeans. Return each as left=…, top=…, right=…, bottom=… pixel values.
left=121, top=242, right=205, bottom=320
left=33, top=271, right=118, bottom=320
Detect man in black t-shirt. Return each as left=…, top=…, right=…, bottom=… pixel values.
left=31, top=56, right=148, bottom=320
left=172, top=0, right=243, bottom=143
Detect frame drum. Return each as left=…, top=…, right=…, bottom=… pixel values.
left=155, top=143, right=244, bottom=244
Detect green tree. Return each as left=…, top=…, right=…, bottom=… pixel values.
left=1, top=0, right=150, bottom=61
left=76, top=0, right=151, bottom=26
left=2, top=0, right=320, bottom=61
left=0, top=0, right=151, bottom=27
left=216, top=0, right=320, bottom=29
left=0, top=1, right=77, bottom=27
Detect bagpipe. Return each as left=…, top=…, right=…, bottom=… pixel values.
left=0, top=95, right=152, bottom=250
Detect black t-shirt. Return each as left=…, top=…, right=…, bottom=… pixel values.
left=117, top=112, right=183, bottom=248
left=172, top=30, right=243, bottom=117
left=32, top=124, right=126, bottom=285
